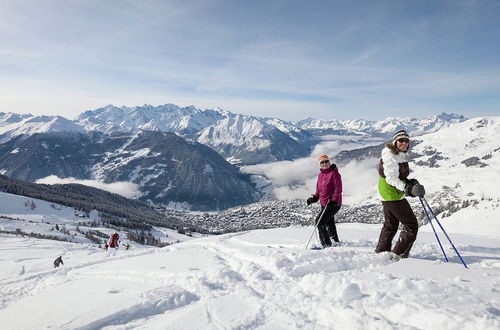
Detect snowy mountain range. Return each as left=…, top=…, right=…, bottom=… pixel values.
left=0, top=112, right=84, bottom=143
left=0, top=105, right=465, bottom=165
left=76, top=104, right=317, bottom=165
left=295, top=112, right=465, bottom=137
left=0, top=104, right=492, bottom=212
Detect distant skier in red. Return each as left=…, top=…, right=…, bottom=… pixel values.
left=105, top=232, right=120, bottom=256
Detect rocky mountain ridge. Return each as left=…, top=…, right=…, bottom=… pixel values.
left=0, top=105, right=465, bottom=165
left=0, top=131, right=261, bottom=210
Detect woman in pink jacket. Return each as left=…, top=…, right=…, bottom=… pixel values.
left=307, top=155, right=343, bottom=248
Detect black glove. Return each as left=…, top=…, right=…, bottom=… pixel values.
left=406, top=178, right=419, bottom=186
left=404, top=179, right=425, bottom=197
left=411, top=184, right=425, bottom=197
left=306, top=194, right=319, bottom=206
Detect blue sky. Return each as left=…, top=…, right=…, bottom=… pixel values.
left=1, top=0, right=499, bottom=120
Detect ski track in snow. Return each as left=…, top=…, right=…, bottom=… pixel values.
left=0, top=225, right=499, bottom=329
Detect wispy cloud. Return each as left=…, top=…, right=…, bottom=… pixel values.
left=35, top=175, right=141, bottom=199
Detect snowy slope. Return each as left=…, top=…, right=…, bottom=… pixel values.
left=0, top=191, right=99, bottom=240
left=409, top=116, right=500, bottom=219
left=0, top=210, right=499, bottom=329
left=0, top=112, right=85, bottom=143
left=0, top=191, right=195, bottom=246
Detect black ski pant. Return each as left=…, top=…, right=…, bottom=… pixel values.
left=315, top=201, right=341, bottom=247
left=375, top=198, right=418, bottom=258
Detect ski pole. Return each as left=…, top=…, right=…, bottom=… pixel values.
left=421, top=197, right=468, bottom=269
left=419, top=197, right=448, bottom=262
left=304, top=225, right=317, bottom=250
left=304, top=202, right=329, bottom=250
left=304, top=203, right=317, bottom=250
left=305, top=202, right=329, bottom=250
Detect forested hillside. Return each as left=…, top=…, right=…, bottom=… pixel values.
left=0, top=175, right=183, bottom=230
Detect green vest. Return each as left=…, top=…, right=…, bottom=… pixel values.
left=378, top=176, right=404, bottom=201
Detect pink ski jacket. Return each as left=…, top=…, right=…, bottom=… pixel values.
left=314, top=164, right=343, bottom=207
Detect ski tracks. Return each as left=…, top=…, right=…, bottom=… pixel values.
left=197, top=235, right=397, bottom=329
left=0, top=246, right=155, bottom=303
left=1, top=231, right=499, bottom=329
left=195, top=234, right=500, bottom=330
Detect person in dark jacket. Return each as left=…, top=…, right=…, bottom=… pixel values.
left=375, top=130, right=425, bottom=260
left=306, top=154, right=343, bottom=248
left=53, top=256, right=63, bottom=268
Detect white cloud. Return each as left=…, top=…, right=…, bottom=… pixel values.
left=242, top=151, right=380, bottom=206
left=241, top=133, right=381, bottom=203
left=35, top=175, right=141, bottom=199
left=339, top=158, right=379, bottom=205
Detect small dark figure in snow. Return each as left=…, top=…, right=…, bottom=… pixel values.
left=306, top=154, right=343, bottom=248
left=54, top=256, right=63, bottom=268
left=375, top=130, right=426, bottom=261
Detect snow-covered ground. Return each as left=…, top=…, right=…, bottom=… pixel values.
left=1, top=206, right=499, bottom=329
